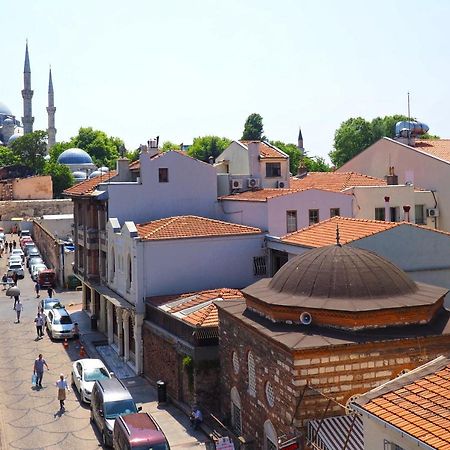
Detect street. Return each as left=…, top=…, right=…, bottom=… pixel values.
left=0, top=235, right=208, bottom=449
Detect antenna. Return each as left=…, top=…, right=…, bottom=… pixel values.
left=407, top=92, right=411, bottom=146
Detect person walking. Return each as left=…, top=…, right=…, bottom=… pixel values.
left=4, top=238, right=7, bottom=252
left=2, top=273, right=7, bottom=290
left=13, top=295, right=19, bottom=309
left=34, top=312, right=45, bottom=339
left=33, top=354, right=49, bottom=388
left=14, top=299, right=23, bottom=323
left=12, top=272, right=18, bottom=285
left=56, top=374, right=70, bottom=409
left=47, top=287, right=53, bottom=298
left=9, top=242, right=12, bottom=252
left=35, top=281, right=40, bottom=298
left=12, top=240, right=16, bottom=249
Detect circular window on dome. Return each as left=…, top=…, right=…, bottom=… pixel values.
left=265, top=381, right=275, bottom=407
left=232, top=351, right=239, bottom=374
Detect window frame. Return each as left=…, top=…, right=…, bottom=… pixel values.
left=375, top=207, right=386, bottom=221
left=308, top=209, right=319, bottom=225
left=330, top=208, right=340, bottom=217
left=265, top=162, right=281, bottom=178
left=415, top=204, right=425, bottom=224
left=158, top=167, right=169, bottom=183
left=286, top=210, right=298, bottom=233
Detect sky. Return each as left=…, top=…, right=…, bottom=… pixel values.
left=2, top=0, right=450, bottom=161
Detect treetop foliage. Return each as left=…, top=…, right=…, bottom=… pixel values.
left=242, top=113, right=265, bottom=141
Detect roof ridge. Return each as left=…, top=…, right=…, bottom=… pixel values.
left=141, top=216, right=178, bottom=238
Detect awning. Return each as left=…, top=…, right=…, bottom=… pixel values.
left=91, top=284, right=133, bottom=310
left=307, top=414, right=363, bottom=450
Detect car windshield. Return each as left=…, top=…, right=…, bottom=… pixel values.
left=133, top=445, right=169, bottom=450
left=53, top=316, right=71, bottom=325
left=83, top=367, right=110, bottom=382
left=44, top=300, right=62, bottom=310
left=104, top=399, right=137, bottom=419
left=9, top=264, right=21, bottom=269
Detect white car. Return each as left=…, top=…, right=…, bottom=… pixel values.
left=46, top=307, right=74, bottom=339
left=32, top=263, right=47, bottom=281
left=39, top=298, right=64, bottom=321
left=8, top=255, right=22, bottom=265
left=8, top=261, right=24, bottom=279
left=10, top=249, right=25, bottom=261
left=71, top=358, right=112, bottom=403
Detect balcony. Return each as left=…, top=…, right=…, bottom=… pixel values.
left=85, top=228, right=99, bottom=250
left=77, top=228, right=84, bottom=242
left=99, top=230, right=107, bottom=251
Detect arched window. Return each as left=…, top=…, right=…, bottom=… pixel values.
left=247, top=351, right=256, bottom=397
left=110, top=247, right=115, bottom=282
left=265, top=381, right=275, bottom=407
left=232, top=351, right=239, bottom=374
left=263, top=420, right=278, bottom=450
left=230, top=387, right=242, bottom=436
left=126, top=254, right=132, bottom=292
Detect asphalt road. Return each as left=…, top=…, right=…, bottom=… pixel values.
left=0, top=237, right=101, bottom=450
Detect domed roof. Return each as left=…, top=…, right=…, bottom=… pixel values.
left=57, top=148, right=93, bottom=165
left=98, top=166, right=109, bottom=172
left=72, top=171, right=87, bottom=180
left=0, top=101, right=12, bottom=116
left=8, top=134, right=21, bottom=145
left=3, top=118, right=14, bottom=125
left=89, top=170, right=102, bottom=179
left=269, top=245, right=417, bottom=299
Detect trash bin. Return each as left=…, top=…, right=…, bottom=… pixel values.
left=91, top=314, right=97, bottom=331
left=157, top=380, right=167, bottom=404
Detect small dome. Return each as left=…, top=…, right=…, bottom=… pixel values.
left=98, top=166, right=109, bottom=172
left=72, top=171, right=87, bottom=180
left=3, top=118, right=14, bottom=125
left=89, top=170, right=102, bottom=179
left=57, top=148, right=93, bottom=165
left=0, top=102, right=12, bottom=116
left=8, top=134, right=21, bottom=145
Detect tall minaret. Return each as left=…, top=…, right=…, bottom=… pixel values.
left=297, top=126, right=304, bottom=156
left=21, top=41, right=34, bottom=134
left=47, top=67, right=56, bottom=149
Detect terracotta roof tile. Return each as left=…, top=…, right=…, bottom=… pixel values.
left=415, top=139, right=450, bottom=162
left=147, top=288, right=243, bottom=327
left=136, top=215, right=262, bottom=240
left=63, top=171, right=118, bottom=197
left=360, top=359, right=450, bottom=448
left=290, top=172, right=386, bottom=192
left=220, top=188, right=302, bottom=202
left=280, top=216, right=450, bottom=248
left=239, top=140, right=288, bottom=159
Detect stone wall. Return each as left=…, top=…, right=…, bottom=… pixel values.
left=32, top=220, right=60, bottom=277
left=0, top=199, right=72, bottom=222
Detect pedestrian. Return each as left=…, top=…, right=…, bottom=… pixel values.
left=72, top=322, right=80, bottom=340
left=33, top=354, right=49, bottom=388
left=12, top=272, right=18, bottom=285
left=13, top=295, right=19, bottom=309
left=4, top=238, right=7, bottom=252
left=12, top=240, right=16, bottom=249
left=2, top=273, right=7, bottom=290
left=14, top=299, right=23, bottom=323
left=35, top=281, right=40, bottom=298
left=34, top=312, right=45, bottom=339
left=56, top=374, right=70, bottom=409
left=47, top=287, right=53, bottom=298
left=0, top=243, right=3, bottom=258
left=189, top=406, right=203, bottom=430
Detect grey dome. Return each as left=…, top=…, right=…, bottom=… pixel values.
left=0, top=102, right=12, bottom=116
left=268, top=245, right=417, bottom=299
left=73, top=171, right=87, bottom=179
left=89, top=170, right=102, bottom=179
left=8, top=134, right=21, bottom=145
left=98, top=166, right=109, bottom=172
left=57, top=148, right=93, bottom=165
left=3, top=118, right=14, bottom=125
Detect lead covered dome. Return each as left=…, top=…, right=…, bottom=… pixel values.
left=57, top=148, right=93, bottom=165
left=243, top=245, right=448, bottom=330
left=0, top=101, right=12, bottom=116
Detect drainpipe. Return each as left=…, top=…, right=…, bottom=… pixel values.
left=384, top=196, right=390, bottom=222
left=403, top=205, right=410, bottom=222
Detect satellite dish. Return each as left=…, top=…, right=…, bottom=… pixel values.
left=300, top=311, right=312, bottom=325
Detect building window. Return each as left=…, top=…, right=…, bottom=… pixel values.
left=286, top=210, right=297, bottom=233
left=247, top=351, right=256, bottom=397
left=110, top=247, right=115, bottom=282
left=253, top=256, right=267, bottom=276
left=390, top=206, right=399, bottom=222
left=266, top=162, right=281, bottom=178
left=158, top=168, right=169, bottom=183
left=415, top=205, right=425, bottom=224
left=264, top=420, right=278, bottom=450
left=330, top=208, right=340, bottom=217
left=231, top=387, right=242, bottom=436
left=375, top=207, right=385, bottom=221
left=126, top=255, right=132, bottom=292
left=265, top=381, right=275, bottom=407
left=309, top=209, right=319, bottom=225
left=232, top=351, right=240, bottom=374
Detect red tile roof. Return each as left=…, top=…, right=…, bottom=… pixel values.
left=220, top=188, right=301, bottom=202
left=63, top=171, right=118, bottom=197
left=356, top=356, right=450, bottom=449
left=280, top=216, right=450, bottom=248
left=148, top=288, right=243, bottom=327
left=136, top=215, right=262, bottom=240
left=290, top=172, right=386, bottom=192
left=239, top=140, right=288, bottom=159
left=414, top=139, right=450, bottom=163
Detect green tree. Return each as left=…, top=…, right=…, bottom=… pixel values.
left=10, top=130, right=47, bottom=173
left=125, top=148, right=140, bottom=162
left=270, top=141, right=302, bottom=174
left=70, top=127, right=123, bottom=168
left=43, top=161, right=74, bottom=197
left=48, top=141, right=73, bottom=163
left=303, top=156, right=332, bottom=172
left=0, top=147, right=20, bottom=167
left=187, top=136, right=231, bottom=162
left=242, top=113, right=264, bottom=140
left=161, top=141, right=180, bottom=152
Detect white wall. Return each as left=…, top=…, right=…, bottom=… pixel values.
left=105, top=151, right=218, bottom=224
left=216, top=141, right=249, bottom=175
left=338, top=138, right=449, bottom=230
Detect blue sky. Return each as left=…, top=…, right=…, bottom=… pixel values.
left=2, top=0, right=449, bottom=161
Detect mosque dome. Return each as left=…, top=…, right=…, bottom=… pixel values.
left=3, top=118, right=14, bottom=125
left=0, top=101, right=12, bottom=116
left=98, top=166, right=109, bottom=173
left=89, top=170, right=102, bottom=179
left=8, top=134, right=21, bottom=145
left=72, top=171, right=88, bottom=180
left=57, top=148, right=93, bottom=165
left=243, top=244, right=447, bottom=330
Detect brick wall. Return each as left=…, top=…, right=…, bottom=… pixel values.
left=0, top=199, right=72, bottom=221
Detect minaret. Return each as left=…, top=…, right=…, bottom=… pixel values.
left=21, top=41, right=34, bottom=134
left=297, top=126, right=304, bottom=154
left=47, top=67, right=56, bottom=149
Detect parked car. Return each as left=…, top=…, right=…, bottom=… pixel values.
left=46, top=307, right=74, bottom=339
left=91, top=378, right=140, bottom=447
left=71, top=359, right=112, bottom=403
left=28, top=256, right=44, bottom=273
left=23, top=242, right=36, bottom=256
left=8, top=255, right=22, bottom=265
left=11, top=248, right=25, bottom=261
left=26, top=248, right=41, bottom=266
left=32, top=264, right=47, bottom=281
left=20, top=237, right=33, bottom=248
left=38, top=269, right=56, bottom=288
left=39, top=297, right=64, bottom=321
left=8, top=261, right=24, bottom=279
left=19, top=229, right=31, bottom=238
left=113, top=412, right=170, bottom=450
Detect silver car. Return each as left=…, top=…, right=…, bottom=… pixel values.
left=46, top=307, right=74, bottom=339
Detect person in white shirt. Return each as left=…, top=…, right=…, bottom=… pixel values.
left=14, top=299, right=23, bottom=323
left=56, top=374, right=70, bottom=409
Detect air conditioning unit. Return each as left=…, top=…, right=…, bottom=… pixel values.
left=427, top=208, right=440, bottom=217
left=247, top=178, right=260, bottom=188
left=230, top=178, right=243, bottom=189
left=277, top=180, right=286, bottom=188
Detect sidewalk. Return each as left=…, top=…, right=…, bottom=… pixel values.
left=66, top=303, right=209, bottom=448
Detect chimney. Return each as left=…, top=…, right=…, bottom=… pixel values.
left=385, top=166, right=398, bottom=185
left=297, top=163, right=308, bottom=179
left=116, top=158, right=131, bottom=181
left=403, top=205, right=411, bottom=222
left=208, top=155, right=214, bottom=165
left=384, top=196, right=390, bottom=222
left=248, top=141, right=260, bottom=178
left=147, top=138, right=159, bottom=158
